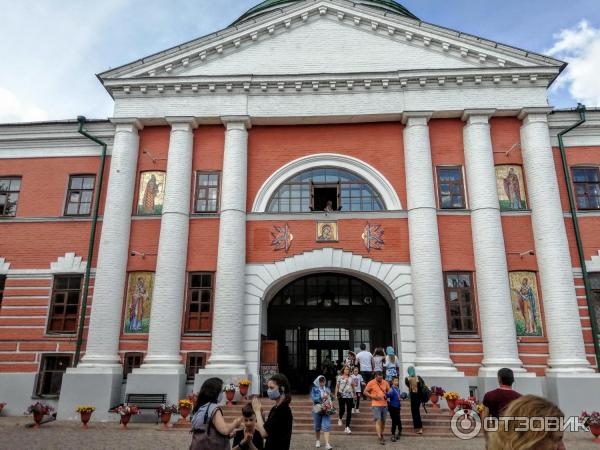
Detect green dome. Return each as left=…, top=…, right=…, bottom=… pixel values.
left=233, top=0, right=419, bottom=25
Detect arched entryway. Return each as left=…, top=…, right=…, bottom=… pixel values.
left=268, top=273, right=392, bottom=392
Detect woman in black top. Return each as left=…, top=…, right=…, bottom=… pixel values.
left=253, top=373, right=294, bottom=450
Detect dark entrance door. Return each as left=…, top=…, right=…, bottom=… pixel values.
left=267, top=273, right=392, bottom=393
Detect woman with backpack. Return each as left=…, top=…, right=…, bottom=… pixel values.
left=190, top=378, right=243, bottom=450
left=404, top=366, right=424, bottom=434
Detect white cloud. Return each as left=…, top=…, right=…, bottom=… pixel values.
left=0, top=88, right=48, bottom=123
left=547, top=20, right=600, bottom=107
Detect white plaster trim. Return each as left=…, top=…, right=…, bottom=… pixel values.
left=0, top=257, right=10, bottom=274
left=587, top=250, right=600, bottom=273
left=252, top=153, right=402, bottom=212
left=50, top=252, right=86, bottom=274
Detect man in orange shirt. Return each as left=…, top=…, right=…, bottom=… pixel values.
left=364, top=370, right=390, bottom=445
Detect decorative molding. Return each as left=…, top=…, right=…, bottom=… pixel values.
left=271, top=224, right=294, bottom=252
left=50, top=252, right=86, bottom=274
left=587, top=250, right=600, bottom=273
left=252, top=153, right=403, bottom=212
left=362, top=223, right=385, bottom=252
left=0, top=257, right=11, bottom=274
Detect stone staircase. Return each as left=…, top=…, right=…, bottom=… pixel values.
left=221, top=397, right=455, bottom=436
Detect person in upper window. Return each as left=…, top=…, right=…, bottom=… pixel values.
left=324, top=200, right=334, bottom=212
left=253, top=373, right=293, bottom=450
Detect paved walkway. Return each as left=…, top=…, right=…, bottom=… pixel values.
left=0, top=417, right=597, bottom=449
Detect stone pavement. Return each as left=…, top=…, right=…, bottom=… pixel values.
left=0, top=417, right=597, bottom=450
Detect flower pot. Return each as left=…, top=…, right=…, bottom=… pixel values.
left=80, top=411, right=92, bottom=429
left=120, top=413, right=132, bottom=429
left=32, top=411, right=44, bottom=428
left=160, top=412, right=172, bottom=429
left=225, top=390, right=235, bottom=405
left=239, top=385, right=249, bottom=398
left=430, top=394, right=440, bottom=408
left=446, top=399, right=457, bottom=412
left=179, top=406, right=190, bottom=421
left=590, top=424, right=600, bottom=443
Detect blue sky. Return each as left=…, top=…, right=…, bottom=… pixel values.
left=0, top=0, right=599, bottom=122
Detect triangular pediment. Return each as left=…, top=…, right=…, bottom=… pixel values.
left=100, top=0, right=563, bottom=83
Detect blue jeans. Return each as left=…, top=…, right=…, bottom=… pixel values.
left=313, top=412, right=331, bottom=432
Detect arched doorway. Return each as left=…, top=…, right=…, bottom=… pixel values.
left=267, top=272, right=392, bottom=392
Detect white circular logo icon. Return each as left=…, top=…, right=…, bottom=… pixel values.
left=450, top=409, right=481, bottom=440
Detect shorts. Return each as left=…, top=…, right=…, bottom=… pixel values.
left=312, top=411, right=331, bottom=432
left=372, top=406, right=388, bottom=422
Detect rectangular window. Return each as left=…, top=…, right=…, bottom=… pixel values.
left=0, top=275, right=5, bottom=309
left=573, top=167, right=600, bottom=210
left=48, top=275, right=82, bottom=334
left=0, top=177, right=21, bottom=217
left=194, top=172, right=220, bottom=213
left=184, top=273, right=214, bottom=333
left=591, top=274, right=600, bottom=337
left=445, top=272, right=477, bottom=334
left=186, top=353, right=206, bottom=381
left=437, top=167, right=466, bottom=209
left=123, top=352, right=144, bottom=379
left=64, top=175, right=95, bottom=216
left=36, top=354, right=71, bottom=396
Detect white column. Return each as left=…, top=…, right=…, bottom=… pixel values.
left=58, top=119, right=142, bottom=420
left=205, top=117, right=250, bottom=371
left=143, top=118, right=197, bottom=368
left=80, top=119, right=142, bottom=367
left=402, top=112, right=456, bottom=373
left=462, top=110, right=524, bottom=375
left=519, top=109, right=593, bottom=373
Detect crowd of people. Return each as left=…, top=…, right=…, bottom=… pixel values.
left=190, top=344, right=568, bottom=450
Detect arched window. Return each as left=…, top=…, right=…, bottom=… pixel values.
left=266, top=167, right=385, bottom=213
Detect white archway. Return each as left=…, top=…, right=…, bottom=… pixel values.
left=251, top=153, right=403, bottom=212
left=243, top=248, right=414, bottom=393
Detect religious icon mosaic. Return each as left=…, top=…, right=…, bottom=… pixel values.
left=316, top=221, right=338, bottom=242
left=124, top=272, right=154, bottom=334
left=137, top=171, right=166, bottom=215
left=271, top=223, right=294, bottom=252
left=362, top=223, right=384, bottom=252
left=496, top=165, right=527, bottom=210
left=509, top=271, right=543, bottom=336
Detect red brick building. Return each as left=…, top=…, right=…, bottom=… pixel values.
left=0, top=0, right=599, bottom=420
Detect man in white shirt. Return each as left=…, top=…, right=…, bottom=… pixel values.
left=355, top=343, right=374, bottom=389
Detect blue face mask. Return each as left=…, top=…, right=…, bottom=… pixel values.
left=267, top=388, right=281, bottom=400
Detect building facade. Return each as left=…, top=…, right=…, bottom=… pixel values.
left=1, top=0, right=600, bottom=419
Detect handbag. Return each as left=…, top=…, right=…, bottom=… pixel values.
left=312, top=403, right=323, bottom=414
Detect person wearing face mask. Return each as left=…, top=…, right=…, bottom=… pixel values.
left=190, top=378, right=243, bottom=450
left=253, top=373, right=294, bottom=450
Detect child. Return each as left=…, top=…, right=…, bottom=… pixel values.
left=386, top=377, right=403, bottom=442
left=351, top=366, right=364, bottom=413
left=232, top=402, right=264, bottom=450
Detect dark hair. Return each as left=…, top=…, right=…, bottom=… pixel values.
left=360, top=343, right=366, bottom=351
left=269, top=373, right=292, bottom=404
left=318, top=375, right=326, bottom=383
left=374, top=347, right=385, bottom=357
left=374, top=370, right=383, bottom=377
left=194, top=377, right=223, bottom=413
left=242, top=402, right=255, bottom=418
left=498, top=368, right=515, bottom=386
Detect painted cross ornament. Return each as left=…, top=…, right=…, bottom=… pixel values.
left=362, top=223, right=384, bottom=251
left=271, top=223, right=293, bottom=252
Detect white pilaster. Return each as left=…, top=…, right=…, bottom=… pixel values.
left=144, top=118, right=197, bottom=367
left=402, top=112, right=457, bottom=375
left=202, top=116, right=251, bottom=374
left=462, top=110, right=524, bottom=375
left=58, top=118, right=142, bottom=420
left=519, top=109, right=593, bottom=373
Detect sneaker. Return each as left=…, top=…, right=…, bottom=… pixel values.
left=355, top=409, right=360, bottom=414
left=345, top=427, right=352, bottom=434
left=325, top=445, right=333, bottom=450
left=315, top=441, right=321, bottom=448
left=338, top=419, right=343, bottom=426
left=391, top=436, right=397, bottom=442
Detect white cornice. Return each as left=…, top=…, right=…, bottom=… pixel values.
left=99, top=0, right=562, bottom=88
